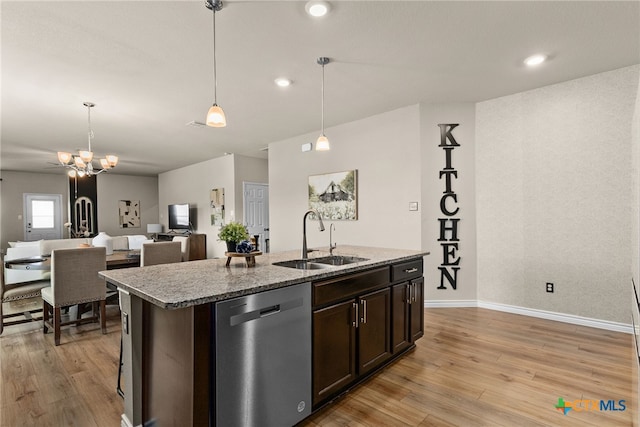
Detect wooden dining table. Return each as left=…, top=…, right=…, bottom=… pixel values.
left=4, top=250, right=141, bottom=271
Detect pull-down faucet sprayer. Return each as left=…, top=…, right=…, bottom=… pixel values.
left=302, top=209, right=325, bottom=260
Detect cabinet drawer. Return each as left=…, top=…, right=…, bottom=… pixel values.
left=391, top=259, right=423, bottom=282
left=313, top=267, right=390, bottom=307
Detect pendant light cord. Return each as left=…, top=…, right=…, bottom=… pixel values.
left=321, top=62, right=325, bottom=135
left=212, top=7, right=218, bottom=104
left=87, top=104, right=93, bottom=152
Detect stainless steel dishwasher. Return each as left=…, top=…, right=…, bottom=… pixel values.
left=214, top=282, right=311, bottom=426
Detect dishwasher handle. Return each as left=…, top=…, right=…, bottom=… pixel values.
left=229, top=297, right=303, bottom=326
left=260, top=304, right=281, bottom=317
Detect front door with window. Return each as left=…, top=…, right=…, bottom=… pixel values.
left=24, top=193, right=63, bottom=241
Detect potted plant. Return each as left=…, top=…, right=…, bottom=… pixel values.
left=218, top=221, right=250, bottom=252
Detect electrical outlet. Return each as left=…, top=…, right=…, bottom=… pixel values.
left=546, top=282, right=554, bottom=293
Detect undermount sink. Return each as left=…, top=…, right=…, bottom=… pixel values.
left=310, top=255, right=369, bottom=266
left=272, top=259, right=331, bottom=270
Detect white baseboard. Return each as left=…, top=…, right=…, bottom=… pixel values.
left=424, top=299, right=633, bottom=334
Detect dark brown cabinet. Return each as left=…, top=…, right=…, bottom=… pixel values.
left=312, top=300, right=357, bottom=405
left=357, top=287, right=391, bottom=375
left=391, top=262, right=424, bottom=354
left=312, top=265, right=406, bottom=407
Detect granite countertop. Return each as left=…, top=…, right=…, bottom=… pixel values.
left=99, top=245, right=429, bottom=309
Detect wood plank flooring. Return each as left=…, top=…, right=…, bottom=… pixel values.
left=1, top=304, right=635, bottom=426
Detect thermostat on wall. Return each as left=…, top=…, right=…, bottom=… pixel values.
left=409, top=202, right=418, bottom=211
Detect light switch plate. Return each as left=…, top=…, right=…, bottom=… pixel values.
left=409, top=202, right=418, bottom=211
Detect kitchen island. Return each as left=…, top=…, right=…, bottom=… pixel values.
left=100, top=245, right=429, bottom=427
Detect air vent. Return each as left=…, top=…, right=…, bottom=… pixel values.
left=186, top=120, right=207, bottom=127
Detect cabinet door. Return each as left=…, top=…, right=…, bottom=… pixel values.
left=358, top=287, right=391, bottom=375
left=391, top=283, right=411, bottom=354
left=313, top=300, right=357, bottom=406
left=410, top=277, right=424, bottom=342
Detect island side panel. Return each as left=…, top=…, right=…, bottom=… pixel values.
left=142, top=300, right=211, bottom=426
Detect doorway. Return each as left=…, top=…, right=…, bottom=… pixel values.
left=243, top=182, right=269, bottom=252
left=23, top=193, right=63, bottom=241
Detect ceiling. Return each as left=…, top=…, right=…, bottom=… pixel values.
left=2, top=1, right=638, bottom=177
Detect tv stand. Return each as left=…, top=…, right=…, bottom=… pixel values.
left=156, top=233, right=206, bottom=261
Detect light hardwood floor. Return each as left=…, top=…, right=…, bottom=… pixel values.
left=1, top=303, right=635, bottom=426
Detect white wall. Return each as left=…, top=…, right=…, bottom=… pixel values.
left=476, top=65, right=640, bottom=323
left=96, top=173, right=159, bottom=236
left=420, top=103, right=477, bottom=302
left=158, top=154, right=268, bottom=259
left=268, top=105, right=422, bottom=254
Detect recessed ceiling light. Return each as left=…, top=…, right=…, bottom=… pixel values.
left=274, top=77, right=292, bottom=87
left=305, top=1, right=330, bottom=17
left=524, top=54, right=547, bottom=67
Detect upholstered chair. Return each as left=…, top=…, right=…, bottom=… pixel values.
left=172, top=236, right=190, bottom=262
left=41, top=246, right=107, bottom=346
left=140, top=241, right=182, bottom=266
left=1, top=255, right=50, bottom=335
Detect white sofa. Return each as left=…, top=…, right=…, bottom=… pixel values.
left=4, top=234, right=150, bottom=284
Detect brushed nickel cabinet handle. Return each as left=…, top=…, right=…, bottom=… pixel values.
left=404, top=267, right=418, bottom=273
left=361, top=300, right=367, bottom=324
left=352, top=302, right=358, bottom=327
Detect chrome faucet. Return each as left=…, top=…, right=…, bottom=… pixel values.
left=329, top=223, right=336, bottom=256
left=302, top=209, right=325, bottom=260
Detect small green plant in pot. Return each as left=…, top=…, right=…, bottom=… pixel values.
left=218, top=221, right=250, bottom=252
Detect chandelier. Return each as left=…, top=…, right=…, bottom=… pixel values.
left=57, top=102, right=118, bottom=177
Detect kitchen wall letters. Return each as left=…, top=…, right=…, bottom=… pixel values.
left=437, top=123, right=460, bottom=290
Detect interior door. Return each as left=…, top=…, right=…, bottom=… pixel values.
left=243, top=182, right=269, bottom=252
left=24, top=193, right=63, bottom=241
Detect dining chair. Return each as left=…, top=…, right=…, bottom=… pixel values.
left=41, top=246, right=107, bottom=346
left=140, top=241, right=182, bottom=266
left=1, top=255, right=50, bottom=335
left=172, top=236, right=190, bottom=262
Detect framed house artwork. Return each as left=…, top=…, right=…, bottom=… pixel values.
left=309, top=170, right=358, bottom=220
left=119, top=200, right=140, bottom=228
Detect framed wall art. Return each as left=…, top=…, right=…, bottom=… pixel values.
left=119, top=199, right=140, bottom=228
left=308, top=170, right=357, bottom=220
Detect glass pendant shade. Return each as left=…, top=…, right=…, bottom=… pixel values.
left=207, top=104, right=227, bottom=127
left=58, top=152, right=72, bottom=164
left=105, top=155, right=119, bottom=167
left=100, top=159, right=110, bottom=169
left=79, top=150, right=93, bottom=163
left=316, top=135, right=330, bottom=151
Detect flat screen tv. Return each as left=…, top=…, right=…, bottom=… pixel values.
left=168, top=203, right=194, bottom=231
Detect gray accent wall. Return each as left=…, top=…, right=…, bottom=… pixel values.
left=476, top=65, right=640, bottom=323
left=0, top=171, right=158, bottom=251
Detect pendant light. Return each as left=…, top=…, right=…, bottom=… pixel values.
left=316, top=57, right=330, bottom=151
left=205, top=0, right=226, bottom=127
